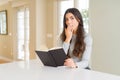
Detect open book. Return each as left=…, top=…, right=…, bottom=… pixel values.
left=35, top=48, right=67, bottom=67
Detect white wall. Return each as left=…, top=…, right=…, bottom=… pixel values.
left=89, top=0, right=120, bottom=75
left=36, top=0, right=57, bottom=50
left=36, top=0, right=48, bottom=50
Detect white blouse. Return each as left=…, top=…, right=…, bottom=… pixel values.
left=62, top=33, right=93, bottom=69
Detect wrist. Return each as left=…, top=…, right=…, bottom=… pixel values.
left=65, top=38, right=70, bottom=43
left=72, top=65, right=78, bottom=68
left=75, top=65, right=78, bottom=68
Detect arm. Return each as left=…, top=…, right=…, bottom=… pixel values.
left=61, top=26, right=73, bottom=54
left=76, top=34, right=93, bottom=68
left=62, top=34, right=92, bottom=68
left=62, top=42, right=70, bottom=54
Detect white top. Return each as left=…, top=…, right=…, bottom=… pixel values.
left=62, top=33, right=93, bottom=68
left=0, top=59, right=120, bottom=80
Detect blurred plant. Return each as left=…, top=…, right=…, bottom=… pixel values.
left=81, top=9, right=89, bottom=26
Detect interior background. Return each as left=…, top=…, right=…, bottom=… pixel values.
left=0, top=0, right=120, bottom=76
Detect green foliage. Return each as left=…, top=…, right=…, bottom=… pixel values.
left=81, top=9, right=89, bottom=26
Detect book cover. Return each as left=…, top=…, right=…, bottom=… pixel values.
left=36, top=48, right=67, bottom=67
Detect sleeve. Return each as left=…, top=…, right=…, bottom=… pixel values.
left=76, top=34, right=93, bottom=69
left=56, top=37, right=70, bottom=55
left=62, top=42, right=70, bottom=54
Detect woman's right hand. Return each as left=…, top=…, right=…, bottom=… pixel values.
left=64, top=58, right=77, bottom=68
left=65, top=25, right=73, bottom=43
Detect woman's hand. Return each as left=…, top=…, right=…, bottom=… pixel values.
left=64, top=58, right=77, bottom=68
left=64, top=25, right=73, bottom=43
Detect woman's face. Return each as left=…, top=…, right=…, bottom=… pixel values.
left=65, top=13, right=79, bottom=33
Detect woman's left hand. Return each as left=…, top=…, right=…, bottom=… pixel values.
left=64, top=58, right=77, bottom=68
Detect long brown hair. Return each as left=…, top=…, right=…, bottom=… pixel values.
left=60, top=8, right=86, bottom=58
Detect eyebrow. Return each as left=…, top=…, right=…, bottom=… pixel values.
left=66, top=15, right=74, bottom=19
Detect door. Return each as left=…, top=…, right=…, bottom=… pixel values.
left=16, top=8, right=29, bottom=61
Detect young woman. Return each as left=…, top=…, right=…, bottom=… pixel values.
left=60, top=8, right=92, bottom=69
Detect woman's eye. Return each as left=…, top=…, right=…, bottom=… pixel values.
left=71, top=17, right=74, bottom=20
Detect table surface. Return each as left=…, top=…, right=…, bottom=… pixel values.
left=0, top=59, right=120, bottom=80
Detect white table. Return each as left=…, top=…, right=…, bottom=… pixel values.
left=0, top=59, right=120, bottom=80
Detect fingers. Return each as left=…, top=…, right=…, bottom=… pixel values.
left=65, top=27, right=72, bottom=33
left=65, top=26, right=73, bottom=43
left=64, top=59, right=72, bottom=66
left=65, top=58, right=72, bottom=62
left=64, top=58, right=76, bottom=68
left=65, top=25, right=73, bottom=35
left=67, top=25, right=73, bottom=32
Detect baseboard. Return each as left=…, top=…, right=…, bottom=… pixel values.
left=0, top=56, right=13, bottom=61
